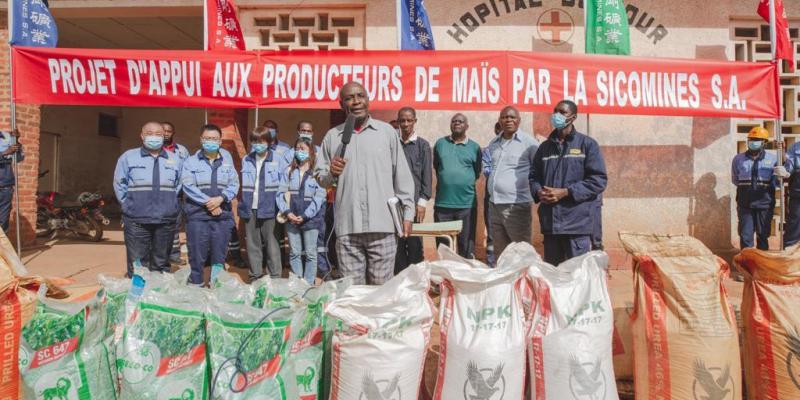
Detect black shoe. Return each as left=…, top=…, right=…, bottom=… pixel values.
left=170, top=257, right=187, bottom=267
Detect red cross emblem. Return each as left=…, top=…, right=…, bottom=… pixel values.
left=537, top=9, right=575, bottom=46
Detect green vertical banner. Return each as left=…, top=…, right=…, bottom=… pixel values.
left=585, top=0, right=631, bottom=55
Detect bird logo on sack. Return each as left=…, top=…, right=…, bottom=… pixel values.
left=360, top=372, right=401, bottom=400
left=463, top=361, right=505, bottom=400
left=691, top=359, right=735, bottom=400
left=786, top=328, right=800, bottom=390
left=568, top=354, right=606, bottom=399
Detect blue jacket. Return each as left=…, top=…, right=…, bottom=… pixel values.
left=529, top=129, right=607, bottom=235
left=181, top=150, right=240, bottom=221
left=276, top=167, right=326, bottom=231
left=271, top=141, right=294, bottom=166
left=114, top=148, right=182, bottom=224
left=732, top=150, right=777, bottom=209
left=0, top=132, right=23, bottom=187
left=238, top=151, right=286, bottom=220
left=164, top=143, right=190, bottom=161
left=784, top=142, right=800, bottom=198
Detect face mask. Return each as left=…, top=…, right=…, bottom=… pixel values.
left=295, top=150, right=309, bottom=162
left=268, top=128, right=277, bottom=138
left=202, top=140, right=220, bottom=153
left=299, top=133, right=313, bottom=141
left=252, top=143, right=268, bottom=154
left=143, top=135, right=164, bottom=150
left=551, top=113, right=569, bottom=130
left=747, top=140, right=764, bottom=151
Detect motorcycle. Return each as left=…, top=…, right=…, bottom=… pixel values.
left=36, top=170, right=110, bottom=241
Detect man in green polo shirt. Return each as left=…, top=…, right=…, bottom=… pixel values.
left=433, top=113, right=482, bottom=258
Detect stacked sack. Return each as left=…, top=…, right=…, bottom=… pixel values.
left=620, top=232, right=741, bottom=400
left=735, top=247, right=800, bottom=400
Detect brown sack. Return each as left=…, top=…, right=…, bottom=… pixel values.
left=620, top=232, right=741, bottom=400
left=734, top=247, right=800, bottom=400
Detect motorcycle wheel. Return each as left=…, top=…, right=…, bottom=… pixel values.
left=75, top=215, right=104, bottom=242
left=35, top=209, right=54, bottom=238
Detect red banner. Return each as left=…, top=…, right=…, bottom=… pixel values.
left=12, top=47, right=780, bottom=118
left=205, top=0, right=246, bottom=51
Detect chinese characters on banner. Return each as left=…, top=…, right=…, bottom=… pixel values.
left=205, top=0, right=246, bottom=51
left=585, top=0, right=630, bottom=55
left=9, top=0, right=58, bottom=47
left=400, top=0, right=436, bottom=50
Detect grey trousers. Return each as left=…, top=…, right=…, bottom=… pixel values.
left=245, top=215, right=283, bottom=280
left=336, top=233, right=397, bottom=285
left=490, top=202, right=532, bottom=257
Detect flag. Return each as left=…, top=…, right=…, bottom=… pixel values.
left=9, top=0, right=58, bottom=47
left=205, top=0, right=245, bottom=51
left=758, top=0, right=795, bottom=72
left=399, top=0, right=435, bottom=50
left=585, top=0, right=630, bottom=55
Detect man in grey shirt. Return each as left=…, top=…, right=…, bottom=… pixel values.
left=316, top=82, right=416, bottom=285
left=483, top=106, right=539, bottom=257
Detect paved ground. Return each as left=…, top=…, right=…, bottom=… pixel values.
left=20, top=219, right=744, bottom=309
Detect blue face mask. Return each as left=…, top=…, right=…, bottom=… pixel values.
left=252, top=143, right=268, bottom=154
left=268, top=128, right=277, bottom=138
left=295, top=150, right=309, bottom=162
left=551, top=113, right=569, bottom=130
left=202, top=140, right=220, bottom=153
left=747, top=140, right=764, bottom=151
left=298, top=133, right=313, bottom=141
left=143, top=135, right=164, bottom=151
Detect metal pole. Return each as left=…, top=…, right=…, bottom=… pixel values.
left=769, top=0, right=786, bottom=249
left=8, top=45, right=21, bottom=255
left=254, top=107, right=259, bottom=129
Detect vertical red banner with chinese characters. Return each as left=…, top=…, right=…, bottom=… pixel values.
left=205, top=0, right=246, bottom=51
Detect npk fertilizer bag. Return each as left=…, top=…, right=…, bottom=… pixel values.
left=735, top=247, right=800, bottom=400
left=527, top=251, right=618, bottom=400
left=117, top=287, right=208, bottom=400
left=326, top=264, right=434, bottom=400
left=429, top=245, right=533, bottom=400
left=206, top=301, right=297, bottom=400
left=620, top=232, right=741, bottom=400
left=19, top=287, right=116, bottom=400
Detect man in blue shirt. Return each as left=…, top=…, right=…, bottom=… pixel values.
left=733, top=126, right=779, bottom=250
left=484, top=106, right=539, bottom=257
left=0, top=129, right=23, bottom=233
left=530, top=100, right=607, bottom=265
left=114, top=121, right=183, bottom=277
left=161, top=121, right=189, bottom=267
left=481, top=122, right=502, bottom=266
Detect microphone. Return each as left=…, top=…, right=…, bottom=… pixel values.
left=339, top=113, right=355, bottom=158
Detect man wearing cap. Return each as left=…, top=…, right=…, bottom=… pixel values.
left=733, top=126, right=782, bottom=250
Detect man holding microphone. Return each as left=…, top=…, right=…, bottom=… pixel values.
left=316, top=81, right=416, bottom=285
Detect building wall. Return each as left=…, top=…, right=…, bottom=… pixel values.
left=235, top=0, right=800, bottom=265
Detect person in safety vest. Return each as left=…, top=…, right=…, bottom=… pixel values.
left=732, top=126, right=781, bottom=251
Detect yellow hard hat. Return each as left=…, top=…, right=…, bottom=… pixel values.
left=748, top=126, right=770, bottom=140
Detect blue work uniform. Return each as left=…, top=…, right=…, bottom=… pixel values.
left=277, top=167, right=326, bottom=284
left=530, top=128, right=607, bottom=265
left=783, top=143, right=800, bottom=247
left=165, top=143, right=190, bottom=262
left=239, top=150, right=287, bottom=280
left=733, top=150, right=777, bottom=250
left=181, top=150, right=239, bottom=285
left=113, top=147, right=182, bottom=276
left=0, top=132, right=23, bottom=232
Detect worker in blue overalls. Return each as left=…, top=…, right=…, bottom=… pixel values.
left=240, top=126, right=287, bottom=282
left=180, top=124, right=240, bottom=286
left=114, top=121, right=182, bottom=277
left=277, top=137, right=326, bottom=284
left=0, top=129, right=23, bottom=233
left=732, top=126, right=780, bottom=251
left=530, top=100, right=608, bottom=265
left=779, top=130, right=800, bottom=248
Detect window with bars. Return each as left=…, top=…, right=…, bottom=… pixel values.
left=240, top=7, right=365, bottom=50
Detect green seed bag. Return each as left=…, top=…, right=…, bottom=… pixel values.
left=19, top=287, right=116, bottom=400
left=205, top=301, right=297, bottom=400
left=117, top=289, right=207, bottom=400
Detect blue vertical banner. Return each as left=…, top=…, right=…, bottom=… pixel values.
left=399, top=0, right=435, bottom=50
left=9, top=0, right=58, bottom=47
